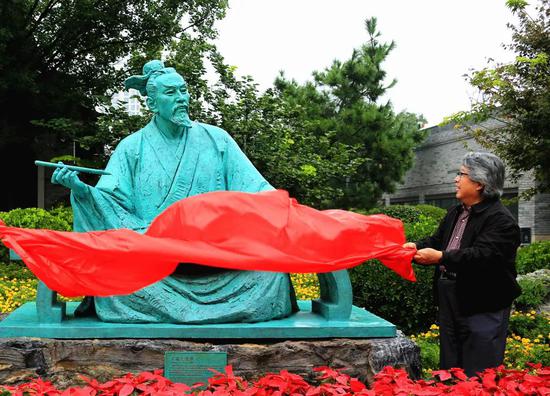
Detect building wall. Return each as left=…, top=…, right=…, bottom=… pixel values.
left=534, top=193, right=550, bottom=240
left=385, top=120, right=550, bottom=241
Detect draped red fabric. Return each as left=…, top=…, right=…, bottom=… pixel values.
left=0, top=190, right=416, bottom=297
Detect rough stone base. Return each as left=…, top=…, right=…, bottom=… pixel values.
left=0, top=333, right=420, bottom=388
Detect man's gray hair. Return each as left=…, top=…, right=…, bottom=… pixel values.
left=462, top=152, right=505, bottom=199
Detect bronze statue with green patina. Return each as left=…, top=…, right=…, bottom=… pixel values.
left=51, top=60, right=296, bottom=323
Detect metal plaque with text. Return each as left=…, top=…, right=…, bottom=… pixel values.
left=164, top=351, right=227, bottom=386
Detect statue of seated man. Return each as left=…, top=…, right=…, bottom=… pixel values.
left=51, top=60, right=296, bottom=324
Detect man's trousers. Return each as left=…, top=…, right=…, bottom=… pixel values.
left=437, top=278, right=511, bottom=377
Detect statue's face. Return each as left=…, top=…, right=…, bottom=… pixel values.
left=151, top=73, right=192, bottom=128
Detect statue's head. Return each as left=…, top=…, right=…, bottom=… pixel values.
left=125, top=60, right=192, bottom=128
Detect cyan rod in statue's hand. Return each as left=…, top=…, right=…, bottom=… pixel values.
left=35, top=160, right=111, bottom=176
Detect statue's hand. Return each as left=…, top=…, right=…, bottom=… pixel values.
left=51, top=162, right=88, bottom=197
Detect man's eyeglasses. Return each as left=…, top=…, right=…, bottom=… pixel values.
left=456, top=171, right=469, bottom=178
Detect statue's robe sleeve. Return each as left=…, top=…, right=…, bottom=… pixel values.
left=70, top=134, right=148, bottom=233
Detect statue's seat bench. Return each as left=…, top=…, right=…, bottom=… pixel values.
left=1, top=249, right=396, bottom=339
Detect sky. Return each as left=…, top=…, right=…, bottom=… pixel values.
left=215, top=0, right=520, bottom=127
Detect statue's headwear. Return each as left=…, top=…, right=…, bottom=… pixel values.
left=124, top=60, right=178, bottom=96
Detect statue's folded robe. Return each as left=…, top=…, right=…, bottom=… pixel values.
left=0, top=190, right=416, bottom=297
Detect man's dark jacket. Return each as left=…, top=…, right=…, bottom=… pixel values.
left=416, top=197, right=521, bottom=316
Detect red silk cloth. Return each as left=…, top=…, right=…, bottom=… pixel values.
left=0, top=190, right=416, bottom=297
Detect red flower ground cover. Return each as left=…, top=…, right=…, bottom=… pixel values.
left=1, top=364, right=548, bottom=395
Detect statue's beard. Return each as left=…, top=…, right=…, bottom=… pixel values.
left=171, top=110, right=193, bottom=128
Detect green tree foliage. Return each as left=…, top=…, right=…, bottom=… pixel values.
left=59, top=15, right=424, bottom=209
left=0, top=0, right=228, bottom=159
left=445, top=0, right=550, bottom=195
left=167, top=38, right=366, bottom=208
left=274, top=18, right=426, bottom=208
left=205, top=76, right=365, bottom=208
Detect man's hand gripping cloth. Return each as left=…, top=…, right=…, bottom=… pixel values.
left=0, top=190, right=416, bottom=297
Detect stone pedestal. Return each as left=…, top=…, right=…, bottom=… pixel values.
left=0, top=335, right=420, bottom=388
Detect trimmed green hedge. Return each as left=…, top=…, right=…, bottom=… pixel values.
left=0, top=206, right=72, bottom=263
left=0, top=207, right=72, bottom=231
left=366, top=204, right=446, bottom=224
left=350, top=204, right=445, bottom=335
left=48, top=205, right=74, bottom=230
left=351, top=260, right=436, bottom=335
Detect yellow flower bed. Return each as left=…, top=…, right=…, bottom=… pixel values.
left=0, top=276, right=37, bottom=313
left=290, top=273, right=320, bottom=300
left=505, top=333, right=549, bottom=368
left=410, top=323, right=440, bottom=343
left=0, top=273, right=81, bottom=314
left=505, top=310, right=550, bottom=368
left=0, top=270, right=320, bottom=314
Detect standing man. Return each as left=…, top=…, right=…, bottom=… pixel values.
left=404, top=152, right=521, bottom=376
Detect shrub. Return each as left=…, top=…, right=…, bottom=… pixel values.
left=0, top=207, right=73, bottom=263
left=414, top=204, right=447, bottom=222
left=1, top=262, right=34, bottom=280
left=516, top=241, right=550, bottom=274
left=351, top=262, right=436, bottom=335
left=0, top=207, right=72, bottom=231
left=405, top=214, right=440, bottom=242
left=515, top=275, right=549, bottom=311
left=506, top=311, right=550, bottom=368
left=48, top=205, right=73, bottom=229
left=410, top=324, right=440, bottom=376
left=365, top=204, right=446, bottom=224
left=364, top=205, right=421, bottom=223
left=505, top=334, right=550, bottom=369
left=416, top=341, right=439, bottom=376
left=509, top=310, right=550, bottom=342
